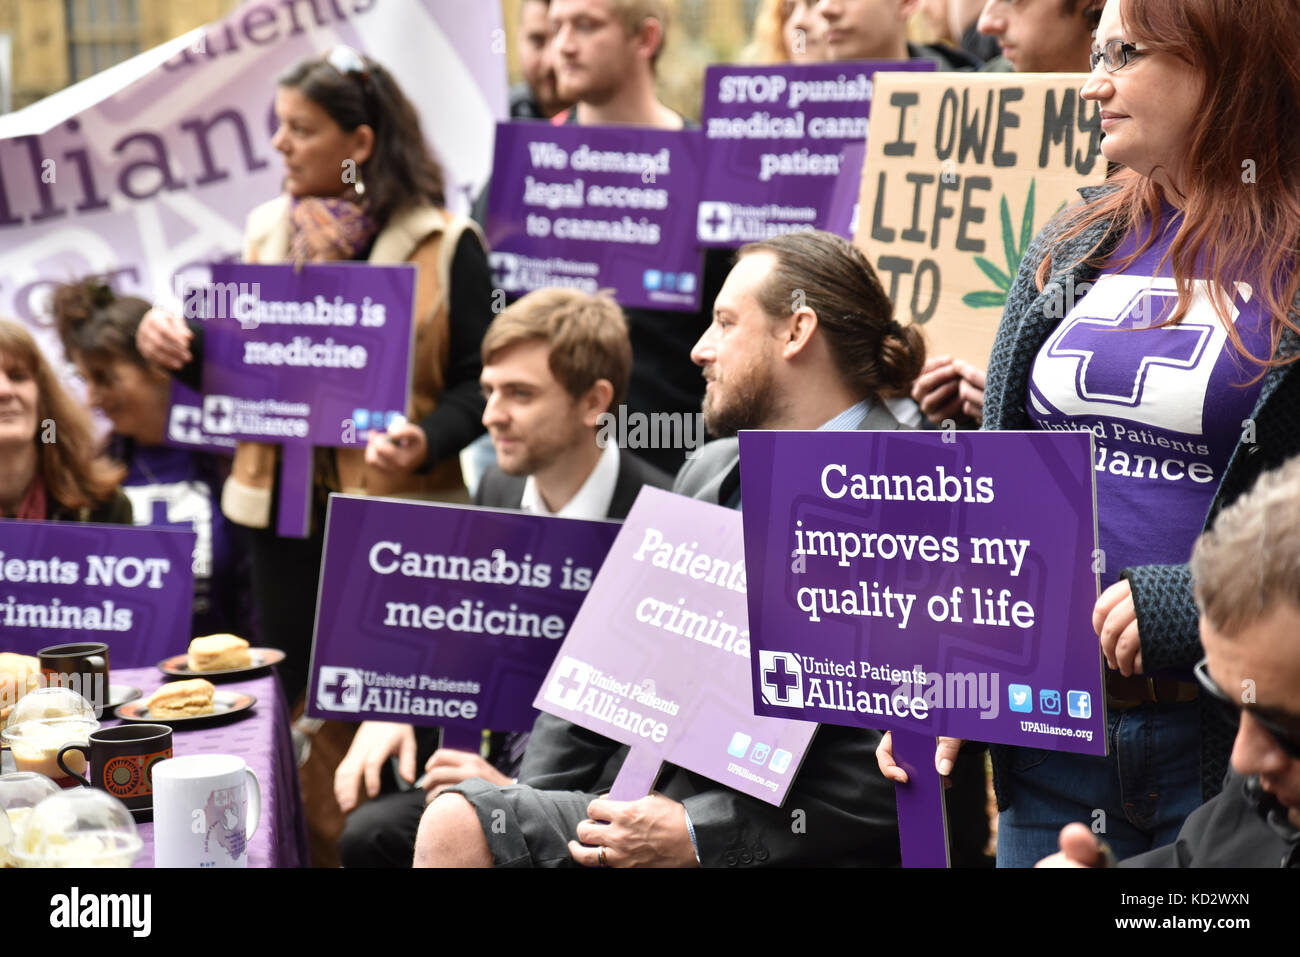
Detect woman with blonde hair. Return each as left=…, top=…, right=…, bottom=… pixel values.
left=0, top=319, right=130, bottom=524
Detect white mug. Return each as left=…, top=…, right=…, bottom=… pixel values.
left=152, top=754, right=261, bottom=868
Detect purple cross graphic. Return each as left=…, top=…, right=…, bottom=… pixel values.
left=1050, top=291, right=1209, bottom=406
left=553, top=663, right=584, bottom=699
left=764, top=656, right=799, bottom=702
left=207, top=403, right=229, bottom=428
left=147, top=499, right=193, bottom=535
left=321, top=669, right=357, bottom=705
left=178, top=409, right=201, bottom=433
left=703, top=205, right=727, bottom=234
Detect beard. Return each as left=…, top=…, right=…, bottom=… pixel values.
left=701, top=360, right=783, bottom=438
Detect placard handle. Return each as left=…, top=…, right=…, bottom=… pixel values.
left=891, top=729, right=951, bottom=868
left=606, top=746, right=662, bottom=801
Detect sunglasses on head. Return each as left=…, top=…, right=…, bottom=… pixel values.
left=325, top=44, right=368, bottom=80
left=1194, top=658, right=1300, bottom=761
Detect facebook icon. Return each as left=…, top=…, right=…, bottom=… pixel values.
left=1067, top=690, right=1092, bottom=720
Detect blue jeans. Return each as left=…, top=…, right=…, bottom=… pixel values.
left=996, top=699, right=1202, bottom=868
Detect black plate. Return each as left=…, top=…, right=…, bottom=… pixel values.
left=156, top=648, right=285, bottom=680
left=108, top=684, right=142, bottom=709
left=115, top=690, right=256, bottom=726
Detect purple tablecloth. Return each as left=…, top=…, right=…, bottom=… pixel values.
left=107, top=666, right=308, bottom=868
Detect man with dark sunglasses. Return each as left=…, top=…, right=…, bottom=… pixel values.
left=1040, top=456, right=1300, bottom=868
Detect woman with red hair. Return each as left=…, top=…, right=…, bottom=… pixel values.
left=0, top=320, right=131, bottom=523
left=881, top=0, right=1300, bottom=866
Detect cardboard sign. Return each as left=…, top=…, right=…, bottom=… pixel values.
left=485, top=123, right=705, bottom=312
left=738, top=429, right=1104, bottom=754
left=698, top=60, right=932, bottom=246
left=534, top=488, right=816, bottom=805
left=854, top=73, right=1107, bottom=368
left=198, top=262, right=415, bottom=448
left=306, top=496, right=620, bottom=734
left=0, top=520, right=196, bottom=665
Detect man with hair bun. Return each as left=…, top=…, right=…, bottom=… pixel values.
left=412, top=230, right=982, bottom=868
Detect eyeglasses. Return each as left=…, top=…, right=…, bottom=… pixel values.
left=1194, top=658, right=1300, bottom=761
left=1089, top=38, right=1147, bottom=73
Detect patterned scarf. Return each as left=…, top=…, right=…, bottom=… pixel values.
left=288, top=190, right=379, bottom=264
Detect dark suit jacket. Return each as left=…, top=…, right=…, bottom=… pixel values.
left=472, top=449, right=671, bottom=519
left=518, top=406, right=908, bottom=867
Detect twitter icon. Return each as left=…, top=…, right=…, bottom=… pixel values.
left=1008, top=684, right=1033, bottom=713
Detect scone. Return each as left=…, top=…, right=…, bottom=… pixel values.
left=187, top=634, right=251, bottom=672
left=147, top=679, right=215, bottom=718
left=0, top=653, right=41, bottom=733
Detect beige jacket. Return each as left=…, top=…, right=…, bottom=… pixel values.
left=222, top=195, right=482, bottom=529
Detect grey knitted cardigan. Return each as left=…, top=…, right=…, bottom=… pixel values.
left=981, top=184, right=1300, bottom=810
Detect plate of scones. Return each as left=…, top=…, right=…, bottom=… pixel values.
left=156, top=634, right=285, bottom=679
left=116, top=678, right=256, bottom=725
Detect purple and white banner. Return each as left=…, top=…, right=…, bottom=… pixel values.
left=199, top=261, right=414, bottom=448
left=307, top=495, right=620, bottom=733
left=535, top=487, right=816, bottom=805
left=697, top=60, right=931, bottom=247
left=738, top=429, right=1105, bottom=755
left=0, top=520, right=195, bottom=665
left=485, top=122, right=705, bottom=312
left=0, top=0, right=506, bottom=385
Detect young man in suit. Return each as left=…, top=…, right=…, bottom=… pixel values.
left=335, top=288, right=671, bottom=866
left=414, top=230, right=944, bottom=868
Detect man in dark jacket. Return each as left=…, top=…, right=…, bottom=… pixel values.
left=414, top=230, right=934, bottom=867
left=1039, top=456, right=1300, bottom=868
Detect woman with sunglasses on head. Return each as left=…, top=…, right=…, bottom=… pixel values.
left=0, top=319, right=131, bottom=524
left=136, top=48, right=494, bottom=710
left=51, top=278, right=251, bottom=642
left=879, top=0, right=1300, bottom=866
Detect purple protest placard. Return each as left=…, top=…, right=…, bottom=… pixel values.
left=825, top=141, right=866, bottom=240
left=485, top=122, right=704, bottom=312
left=306, top=495, right=620, bottom=734
left=198, top=262, right=414, bottom=449
left=697, top=61, right=932, bottom=247
left=0, top=520, right=195, bottom=665
left=534, top=487, right=816, bottom=805
left=739, top=430, right=1104, bottom=753
left=164, top=381, right=235, bottom=452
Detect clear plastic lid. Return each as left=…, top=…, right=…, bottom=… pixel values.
left=0, top=771, right=62, bottom=813
left=2, top=687, right=95, bottom=728
left=8, top=788, right=141, bottom=868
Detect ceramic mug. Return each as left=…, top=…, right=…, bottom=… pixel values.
left=38, top=642, right=110, bottom=718
left=57, top=723, right=172, bottom=812
left=151, top=754, right=260, bottom=868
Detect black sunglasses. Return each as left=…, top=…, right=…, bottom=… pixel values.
left=1194, top=658, right=1300, bottom=761
left=1089, top=38, right=1147, bottom=73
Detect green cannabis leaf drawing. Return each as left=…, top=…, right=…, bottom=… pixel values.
left=962, top=179, right=1046, bottom=310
